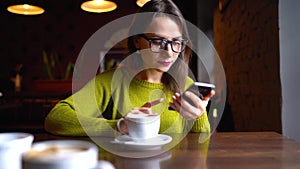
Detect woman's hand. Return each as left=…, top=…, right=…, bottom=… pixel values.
left=169, top=90, right=215, bottom=120
left=128, top=98, right=163, bottom=115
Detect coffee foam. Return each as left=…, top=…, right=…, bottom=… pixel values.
left=24, top=146, right=89, bottom=161
left=126, top=113, right=160, bottom=123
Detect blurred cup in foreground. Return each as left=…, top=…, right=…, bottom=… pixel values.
left=22, top=140, right=98, bottom=169
left=0, top=132, right=34, bottom=169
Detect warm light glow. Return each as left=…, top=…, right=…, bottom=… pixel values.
left=81, top=0, right=117, bottom=13
left=7, top=4, right=44, bottom=15
left=23, top=4, right=29, bottom=9
left=136, top=0, right=150, bottom=7
left=95, top=0, right=104, bottom=4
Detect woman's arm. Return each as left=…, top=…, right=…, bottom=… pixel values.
left=44, top=99, right=118, bottom=136
left=45, top=71, right=118, bottom=136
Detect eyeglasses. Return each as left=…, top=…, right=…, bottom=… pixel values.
left=139, top=34, right=188, bottom=53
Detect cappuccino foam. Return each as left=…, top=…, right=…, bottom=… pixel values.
left=23, top=146, right=88, bottom=160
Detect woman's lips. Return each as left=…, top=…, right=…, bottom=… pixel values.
left=158, top=61, right=172, bottom=67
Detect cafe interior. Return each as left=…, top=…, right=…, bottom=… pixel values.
left=0, top=0, right=299, bottom=168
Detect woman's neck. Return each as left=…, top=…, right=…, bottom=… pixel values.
left=135, top=69, right=163, bottom=83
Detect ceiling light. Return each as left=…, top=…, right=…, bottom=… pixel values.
left=81, top=0, right=117, bottom=13
left=7, top=4, right=44, bottom=15
left=136, top=0, right=150, bottom=7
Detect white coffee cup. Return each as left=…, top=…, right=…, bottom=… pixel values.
left=22, top=140, right=98, bottom=169
left=117, top=113, right=160, bottom=141
left=0, top=132, right=34, bottom=169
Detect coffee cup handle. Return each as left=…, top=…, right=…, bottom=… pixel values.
left=117, top=118, right=127, bottom=135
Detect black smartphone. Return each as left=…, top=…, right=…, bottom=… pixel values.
left=182, top=82, right=215, bottom=105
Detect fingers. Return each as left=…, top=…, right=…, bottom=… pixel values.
left=170, top=93, right=197, bottom=120
left=171, top=90, right=215, bottom=120
left=126, top=98, right=163, bottom=117
left=131, top=107, right=153, bottom=114
left=131, top=107, right=159, bottom=115
left=117, top=120, right=128, bottom=134
left=202, top=90, right=215, bottom=101
left=142, top=98, right=164, bottom=107
left=149, top=98, right=164, bottom=106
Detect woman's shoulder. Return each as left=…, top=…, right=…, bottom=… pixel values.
left=95, top=69, right=117, bottom=81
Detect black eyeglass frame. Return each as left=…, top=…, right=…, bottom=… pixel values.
left=139, top=34, right=188, bottom=53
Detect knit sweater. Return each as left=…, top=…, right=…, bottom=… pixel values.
left=45, top=67, right=211, bottom=136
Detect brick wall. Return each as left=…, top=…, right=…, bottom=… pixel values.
left=214, top=0, right=281, bottom=132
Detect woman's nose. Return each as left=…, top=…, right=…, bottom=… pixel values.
left=164, top=43, right=173, bottom=56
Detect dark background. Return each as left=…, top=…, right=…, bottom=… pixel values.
left=0, top=0, right=281, bottom=134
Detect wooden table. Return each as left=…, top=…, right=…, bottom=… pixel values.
left=31, top=132, right=300, bottom=169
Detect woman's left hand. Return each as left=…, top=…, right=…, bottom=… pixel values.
left=169, top=90, right=215, bottom=120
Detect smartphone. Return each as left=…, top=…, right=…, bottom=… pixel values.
left=182, top=82, right=215, bottom=105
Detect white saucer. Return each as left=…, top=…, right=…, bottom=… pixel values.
left=112, top=134, right=172, bottom=151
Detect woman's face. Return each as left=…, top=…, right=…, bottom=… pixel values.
left=135, top=16, right=183, bottom=73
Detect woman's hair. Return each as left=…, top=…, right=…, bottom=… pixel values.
left=127, top=0, right=193, bottom=94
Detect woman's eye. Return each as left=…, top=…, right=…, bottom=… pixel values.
left=152, top=40, right=164, bottom=45
left=152, top=39, right=163, bottom=43
left=172, top=41, right=181, bottom=46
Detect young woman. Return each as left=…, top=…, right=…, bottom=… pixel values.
left=45, top=0, right=214, bottom=136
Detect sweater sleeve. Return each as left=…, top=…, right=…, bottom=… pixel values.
left=44, top=99, right=118, bottom=136
left=45, top=71, right=118, bottom=136
left=190, top=110, right=211, bottom=133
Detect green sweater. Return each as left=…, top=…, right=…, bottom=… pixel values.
left=45, top=67, right=210, bottom=136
